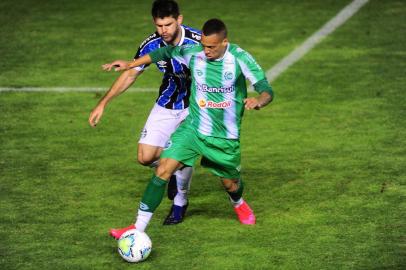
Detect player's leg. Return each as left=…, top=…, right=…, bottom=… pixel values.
left=173, top=166, right=193, bottom=207
left=134, top=158, right=183, bottom=232
left=137, top=143, right=162, bottom=167
left=137, top=104, right=193, bottom=202
left=160, top=121, right=200, bottom=225
left=221, top=178, right=255, bottom=225
left=110, top=158, right=183, bottom=239
left=200, top=136, right=256, bottom=225
left=136, top=104, right=168, bottom=167
left=163, top=165, right=193, bottom=225
left=138, top=140, right=184, bottom=202
left=166, top=108, right=193, bottom=202
left=110, top=122, right=199, bottom=238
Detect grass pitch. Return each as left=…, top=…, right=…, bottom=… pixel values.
left=1, top=0, right=405, bottom=269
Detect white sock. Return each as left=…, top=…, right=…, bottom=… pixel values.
left=173, top=167, right=193, bottom=206
left=230, top=197, right=244, bottom=208
left=174, top=192, right=187, bottom=206
left=135, top=210, right=153, bottom=232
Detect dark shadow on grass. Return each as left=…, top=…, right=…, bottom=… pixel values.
left=180, top=199, right=237, bottom=221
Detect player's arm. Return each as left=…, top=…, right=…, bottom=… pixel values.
left=244, top=79, right=274, bottom=110
left=102, top=46, right=186, bottom=72
left=235, top=48, right=274, bottom=110
left=102, top=54, right=153, bottom=72
left=88, top=68, right=142, bottom=127
left=125, top=46, right=181, bottom=69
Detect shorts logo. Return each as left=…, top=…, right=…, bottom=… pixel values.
left=164, top=140, right=172, bottom=150
left=139, top=202, right=149, bottom=211
left=224, top=71, right=234, bottom=80
left=140, top=128, right=147, bottom=138
left=198, top=99, right=231, bottom=109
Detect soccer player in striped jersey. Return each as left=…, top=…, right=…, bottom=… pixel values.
left=88, top=0, right=199, bottom=231
left=104, top=18, right=274, bottom=237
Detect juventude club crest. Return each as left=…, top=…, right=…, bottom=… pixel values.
left=164, top=140, right=172, bottom=150
left=224, top=71, right=234, bottom=80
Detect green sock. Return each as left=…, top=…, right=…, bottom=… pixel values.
left=139, top=175, right=167, bottom=213
left=227, top=178, right=244, bottom=202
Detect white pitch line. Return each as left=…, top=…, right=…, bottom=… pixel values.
left=266, top=0, right=369, bottom=82
left=0, top=0, right=369, bottom=93
left=0, top=87, right=156, bottom=92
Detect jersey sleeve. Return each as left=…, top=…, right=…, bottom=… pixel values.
left=133, top=46, right=150, bottom=71
left=133, top=33, right=159, bottom=71
left=149, top=44, right=196, bottom=67
left=235, top=48, right=267, bottom=86
left=253, top=78, right=274, bottom=97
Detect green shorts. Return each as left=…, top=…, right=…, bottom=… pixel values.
left=161, top=121, right=241, bottom=179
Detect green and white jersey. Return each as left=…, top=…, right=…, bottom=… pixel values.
left=150, top=43, right=266, bottom=139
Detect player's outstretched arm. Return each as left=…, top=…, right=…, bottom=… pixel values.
left=102, top=54, right=152, bottom=72
left=89, top=68, right=142, bottom=127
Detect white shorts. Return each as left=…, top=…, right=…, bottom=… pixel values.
left=138, top=103, right=189, bottom=148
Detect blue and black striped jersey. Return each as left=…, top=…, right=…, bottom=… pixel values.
left=134, top=25, right=201, bottom=110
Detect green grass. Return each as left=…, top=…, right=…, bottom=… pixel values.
left=0, top=0, right=349, bottom=88
left=1, top=0, right=405, bottom=269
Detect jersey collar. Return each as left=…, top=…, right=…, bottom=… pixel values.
left=213, top=43, right=230, bottom=62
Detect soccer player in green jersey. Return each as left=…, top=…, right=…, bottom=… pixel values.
left=104, top=18, right=274, bottom=236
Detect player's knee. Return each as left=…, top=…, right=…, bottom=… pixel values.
left=222, top=179, right=238, bottom=192
left=137, top=153, right=156, bottom=166
left=155, top=165, right=171, bottom=180
left=137, top=148, right=160, bottom=166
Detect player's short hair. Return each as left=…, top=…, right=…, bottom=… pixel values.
left=151, top=0, right=180, bottom=19
left=202, top=19, right=228, bottom=38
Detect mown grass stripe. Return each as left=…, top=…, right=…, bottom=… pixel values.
left=266, top=0, right=369, bottom=82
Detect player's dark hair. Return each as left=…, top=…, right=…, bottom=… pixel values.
left=151, top=0, right=180, bottom=19
left=202, top=18, right=227, bottom=38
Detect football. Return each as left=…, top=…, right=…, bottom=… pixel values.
left=117, top=229, right=152, bottom=263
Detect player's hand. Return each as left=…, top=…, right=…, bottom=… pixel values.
left=244, top=97, right=262, bottom=110
left=102, top=60, right=129, bottom=72
left=88, top=104, right=105, bottom=127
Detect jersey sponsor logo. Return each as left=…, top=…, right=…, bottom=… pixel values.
left=197, top=83, right=235, bottom=93
left=198, top=99, right=206, bottom=107
left=139, top=33, right=157, bottom=48
left=191, top=33, right=201, bottom=40
left=198, top=99, right=231, bottom=109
